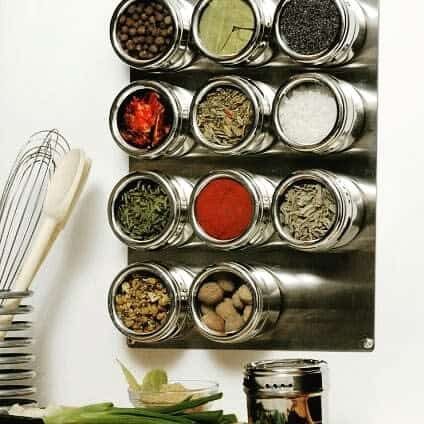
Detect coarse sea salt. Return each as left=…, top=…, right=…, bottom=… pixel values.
left=278, top=83, right=338, bottom=147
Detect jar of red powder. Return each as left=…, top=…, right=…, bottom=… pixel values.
left=110, top=80, right=194, bottom=159
left=190, top=170, right=275, bottom=250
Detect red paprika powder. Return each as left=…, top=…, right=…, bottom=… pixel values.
left=194, top=177, right=254, bottom=241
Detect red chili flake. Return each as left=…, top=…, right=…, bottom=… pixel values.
left=120, top=91, right=171, bottom=149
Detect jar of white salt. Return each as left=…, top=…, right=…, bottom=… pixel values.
left=273, top=73, right=364, bottom=154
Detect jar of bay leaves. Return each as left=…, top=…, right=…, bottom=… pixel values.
left=190, top=76, right=275, bottom=155
left=272, top=169, right=365, bottom=252
left=110, top=80, right=194, bottom=159
left=108, top=171, right=194, bottom=250
left=274, top=0, right=366, bottom=66
left=192, top=0, right=277, bottom=66
left=108, top=263, right=193, bottom=344
left=110, top=0, right=195, bottom=71
left=244, top=359, right=329, bottom=424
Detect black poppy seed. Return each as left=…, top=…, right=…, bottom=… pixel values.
left=279, top=0, right=342, bottom=55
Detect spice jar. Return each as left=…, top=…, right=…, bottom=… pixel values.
left=191, top=76, right=274, bottom=155
left=190, top=170, right=275, bottom=250
left=244, top=359, right=328, bottom=424
left=108, top=263, right=193, bottom=344
left=108, top=171, right=193, bottom=250
left=272, top=169, right=365, bottom=252
left=274, top=0, right=366, bottom=66
left=110, top=80, right=194, bottom=159
left=273, top=73, right=364, bottom=154
left=110, top=0, right=195, bottom=71
left=192, top=0, right=276, bottom=67
left=189, top=262, right=282, bottom=344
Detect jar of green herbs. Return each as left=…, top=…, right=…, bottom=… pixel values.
left=108, top=171, right=194, bottom=250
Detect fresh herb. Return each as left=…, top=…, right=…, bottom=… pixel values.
left=116, top=179, right=171, bottom=241
left=196, top=87, right=254, bottom=147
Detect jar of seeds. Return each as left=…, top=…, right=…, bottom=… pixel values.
left=272, top=169, right=365, bottom=252
left=274, top=0, right=366, bottom=66
left=110, top=80, right=194, bottom=159
left=191, top=76, right=275, bottom=155
left=192, top=0, right=276, bottom=66
left=108, top=263, right=193, bottom=344
left=273, top=73, right=365, bottom=154
left=108, top=171, right=193, bottom=250
left=110, top=0, right=195, bottom=71
left=189, top=262, right=282, bottom=344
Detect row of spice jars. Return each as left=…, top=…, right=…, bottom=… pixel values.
left=110, top=73, right=365, bottom=158
left=109, top=261, right=282, bottom=344
left=110, top=0, right=367, bottom=71
left=108, top=169, right=365, bottom=253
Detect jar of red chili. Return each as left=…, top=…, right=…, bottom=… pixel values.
left=110, top=80, right=194, bottom=159
left=190, top=170, right=275, bottom=250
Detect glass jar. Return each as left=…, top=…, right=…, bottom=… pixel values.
left=272, top=169, right=365, bottom=252
left=273, top=73, right=364, bottom=154
left=108, top=172, right=193, bottom=250
left=108, top=263, right=193, bottom=344
left=110, top=80, right=194, bottom=159
left=274, top=0, right=366, bottom=66
left=190, top=170, right=275, bottom=250
left=190, top=76, right=275, bottom=155
left=189, top=262, right=282, bottom=344
left=192, top=0, right=276, bottom=67
left=244, top=359, right=328, bottom=424
left=110, top=0, right=195, bottom=71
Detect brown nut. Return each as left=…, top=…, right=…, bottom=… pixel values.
left=198, top=282, right=224, bottom=306
left=216, top=299, right=238, bottom=320
left=238, top=285, right=253, bottom=305
left=202, top=312, right=225, bottom=332
left=232, top=292, right=244, bottom=310
left=218, top=278, right=236, bottom=293
left=225, top=313, right=245, bottom=333
left=243, top=305, right=253, bottom=322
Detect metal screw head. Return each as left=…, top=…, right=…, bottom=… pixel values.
left=362, top=338, right=375, bottom=350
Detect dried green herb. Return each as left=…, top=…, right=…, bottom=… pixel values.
left=280, top=182, right=337, bottom=242
left=116, top=180, right=171, bottom=240
left=196, top=87, right=254, bottom=147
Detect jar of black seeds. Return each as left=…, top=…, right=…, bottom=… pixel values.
left=274, top=0, right=366, bottom=66
left=272, top=169, right=365, bottom=252
left=110, top=0, right=195, bottom=71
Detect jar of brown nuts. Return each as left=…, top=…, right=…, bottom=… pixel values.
left=108, top=263, right=193, bottom=343
left=189, top=262, right=283, bottom=344
left=110, top=0, right=196, bottom=71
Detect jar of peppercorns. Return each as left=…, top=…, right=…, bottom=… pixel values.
left=110, top=0, right=195, bottom=71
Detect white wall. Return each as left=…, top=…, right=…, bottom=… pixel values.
left=0, top=1, right=422, bottom=422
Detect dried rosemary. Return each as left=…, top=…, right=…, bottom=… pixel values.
left=280, top=182, right=337, bottom=242
left=116, top=180, right=171, bottom=240
left=196, top=87, right=254, bottom=147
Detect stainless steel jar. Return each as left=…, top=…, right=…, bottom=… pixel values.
left=108, top=171, right=193, bottom=250
left=110, top=80, right=194, bottom=159
left=272, top=169, right=365, bottom=252
left=190, top=170, right=275, bottom=249
left=189, top=262, right=282, bottom=344
left=274, top=0, right=366, bottom=66
left=108, top=263, right=193, bottom=344
left=192, top=0, right=276, bottom=66
left=190, top=76, right=275, bottom=155
left=110, top=0, right=195, bottom=71
left=244, top=359, right=328, bottom=424
left=273, top=73, right=364, bottom=154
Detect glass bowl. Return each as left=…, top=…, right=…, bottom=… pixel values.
left=129, top=380, right=219, bottom=410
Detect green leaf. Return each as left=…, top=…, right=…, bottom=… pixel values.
left=142, top=368, right=168, bottom=392
left=117, top=359, right=141, bottom=391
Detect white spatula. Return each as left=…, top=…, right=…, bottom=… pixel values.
left=0, top=149, right=91, bottom=339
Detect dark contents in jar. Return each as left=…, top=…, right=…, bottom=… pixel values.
left=116, top=178, right=171, bottom=241
left=279, top=181, right=337, bottom=242
left=279, top=0, right=342, bottom=55
left=197, top=272, right=253, bottom=334
left=196, top=86, right=254, bottom=147
left=115, top=272, right=172, bottom=334
left=118, top=89, right=172, bottom=150
left=194, top=177, right=254, bottom=241
left=116, top=0, right=175, bottom=61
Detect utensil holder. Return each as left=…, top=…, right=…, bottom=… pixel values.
left=0, top=291, right=35, bottom=409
